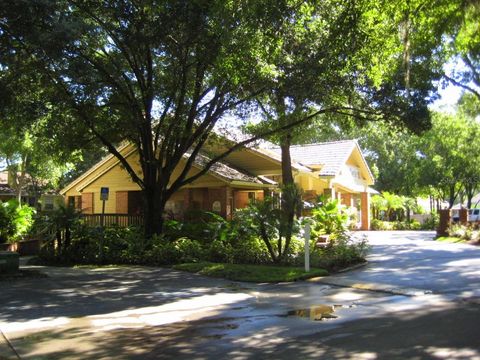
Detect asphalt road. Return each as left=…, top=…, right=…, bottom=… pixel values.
left=328, top=231, right=480, bottom=297
left=1, top=231, right=479, bottom=360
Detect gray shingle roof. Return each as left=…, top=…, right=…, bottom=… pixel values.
left=267, top=140, right=357, bottom=176
left=0, top=184, right=15, bottom=194
left=191, top=153, right=266, bottom=184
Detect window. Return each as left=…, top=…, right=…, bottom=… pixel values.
left=44, top=196, right=54, bottom=210
left=348, top=166, right=361, bottom=179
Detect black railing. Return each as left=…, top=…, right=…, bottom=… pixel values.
left=81, top=214, right=144, bottom=228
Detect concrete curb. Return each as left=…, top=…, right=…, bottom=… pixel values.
left=313, top=277, right=433, bottom=297
left=305, top=262, right=368, bottom=284
left=335, top=261, right=369, bottom=273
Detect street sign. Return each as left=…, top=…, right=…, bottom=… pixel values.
left=100, top=187, right=109, bottom=201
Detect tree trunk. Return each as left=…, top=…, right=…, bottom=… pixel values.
left=279, top=132, right=295, bottom=263
left=465, top=183, right=475, bottom=209
left=448, top=185, right=456, bottom=209
left=143, top=184, right=167, bottom=239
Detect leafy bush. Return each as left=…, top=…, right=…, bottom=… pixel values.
left=393, top=220, right=421, bottom=230
left=40, top=223, right=145, bottom=265
left=232, top=195, right=303, bottom=264
left=0, top=200, right=36, bottom=243
left=371, top=219, right=421, bottom=230
left=310, top=196, right=348, bottom=237
left=370, top=219, right=394, bottom=230
left=421, top=214, right=438, bottom=230
left=310, top=233, right=370, bottom=271
left=447, top=223, right=480, bottom=242
left=38, top=201, right=366, bottom=271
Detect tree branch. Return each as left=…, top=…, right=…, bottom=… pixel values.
left=443, top=74, right=480, bottom=100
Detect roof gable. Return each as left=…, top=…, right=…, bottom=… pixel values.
left=266, top=140, right=374, bottom=183
left=61, top=144, right=271, bottom=194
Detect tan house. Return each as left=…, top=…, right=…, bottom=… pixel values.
left=61, top=140, right=375, bottom=229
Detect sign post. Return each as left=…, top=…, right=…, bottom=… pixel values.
left=100, top=187, right=109, bottom=228
left=304, top=222, right=311, bottom=272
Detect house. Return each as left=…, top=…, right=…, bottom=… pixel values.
left=0, top=171, right=16, bottom=202
left=0, top=170, right=62, bottom=210
left=60, top=140, right=375, bottom=229
left=0, top=170, right=35, bottom=205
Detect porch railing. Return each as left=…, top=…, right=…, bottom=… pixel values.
left=80, top=214, right=144, bottom=228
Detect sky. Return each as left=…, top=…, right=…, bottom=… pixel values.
left=430, top=83, right=463, bottom=112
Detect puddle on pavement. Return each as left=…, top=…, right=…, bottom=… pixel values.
left=287, top=304, right=352, bottom=321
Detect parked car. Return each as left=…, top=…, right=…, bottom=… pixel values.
left=451, top=208, right=480, bottom=222
left=469, top=208, right=480, bottom=222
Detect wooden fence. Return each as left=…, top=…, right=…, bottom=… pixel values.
left=81, top=214, right=144, bottom=228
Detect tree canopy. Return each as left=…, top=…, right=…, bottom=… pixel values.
left=0, top=0, right=478, bottom=235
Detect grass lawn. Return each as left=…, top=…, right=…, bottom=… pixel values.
left=173, top=262, right=328, bottom=283
left=436, top=236, right=467, bottom=243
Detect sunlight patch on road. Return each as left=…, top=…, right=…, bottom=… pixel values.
left=446, top=259, right=480, bottom=268
left=330, top=290, right=365, bottom=302
left=425, top=346, right=480, bottom=360
left=88, top=292, right=252, bottom=330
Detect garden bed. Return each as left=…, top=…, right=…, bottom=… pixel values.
left=173, top=262, right=328, bottom=282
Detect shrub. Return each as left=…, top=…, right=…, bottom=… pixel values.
left=371, top=219, right=421, bottom=230
left=310, top=196, right=348, bottom=237
left=175, top=237, right=204, bottom=263
left=447, top=223, right=480, bottom=241
left=39, top=223, right=145, bottom=265
left=421, top=214, right=439, bottom=230
left=232, top=197, right=302, bottom=264
left=230, top=236, right=272, bottom=264
left=310, top=233, right=370, bottom=271
left=0, top=200, right=36, bottom=243
left=145, top=236, right=182, bottom=265
left=370, top=219, right=394, bottom=230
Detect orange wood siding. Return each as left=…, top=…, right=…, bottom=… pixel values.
left=116, top=191, right=128, bottom=214
left=81, top=193, right=94, bottom=214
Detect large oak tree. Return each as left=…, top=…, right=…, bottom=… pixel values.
left=0, top=0, right=476, bottom=236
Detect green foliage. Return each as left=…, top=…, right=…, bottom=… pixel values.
left=0, top=200, right=35, bottom=243
left=310, top=234, right=369, bottom=271
left=370, top=219, right=421, bottom=231
left=447, top=223, right=480, bottom=242
left=232, top=194, right=303, bottom=264
left=370, top=219, right=395, bottom=231
left=39, top=204, right=279, bottom=266
left=421, top=214, right=439, bottom=230
left=310, top=196, right=348, bottom=237
left=173, top=262, right=328, bottom=283
left=5, top=0, right=474, bottom=237
left=371, top=192, right=421, bottom=222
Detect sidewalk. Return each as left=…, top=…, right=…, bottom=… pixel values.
left=0, top=329, right=19, bottom=360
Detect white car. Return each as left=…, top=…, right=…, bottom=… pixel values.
left=468, top=208, right=480, bottom=222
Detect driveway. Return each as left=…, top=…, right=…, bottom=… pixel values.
left=323, top=231, right=480, bottom=297
left=1, top=231, right=480, bottom=359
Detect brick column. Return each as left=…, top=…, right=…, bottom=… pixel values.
left=360, top=191, right=370, bottom=230
left=437, top=209, right=451, bottom=237
left=342, top=193, right=353, bottom=207
left=459, top=208, right=468, bottom=225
